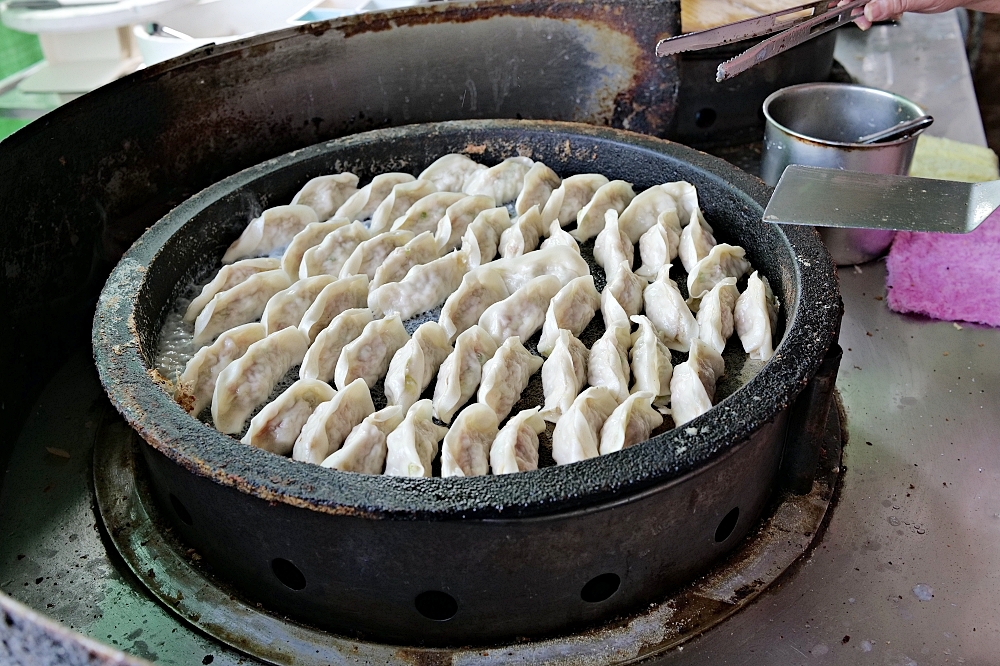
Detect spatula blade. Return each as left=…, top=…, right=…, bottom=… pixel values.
left=763, top=165, right=1000, bottom=234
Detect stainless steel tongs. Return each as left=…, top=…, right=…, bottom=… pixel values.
left=656, top=0, right=868, bottom=81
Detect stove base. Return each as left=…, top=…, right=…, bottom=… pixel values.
left=92, top=399, right=845, bottom=665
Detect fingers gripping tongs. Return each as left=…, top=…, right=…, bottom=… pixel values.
left=656, top=0, right=867, bottom=81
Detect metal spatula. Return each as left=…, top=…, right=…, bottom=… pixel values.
left=763, top=165, right=1000, bottom=234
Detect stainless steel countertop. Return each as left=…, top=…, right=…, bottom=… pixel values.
left=657, top=12, right=1000, bottom=665
left=834, top=12, right=988, bottom=147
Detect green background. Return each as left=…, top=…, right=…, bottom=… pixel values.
left=0, top=22, right=43, bottom=140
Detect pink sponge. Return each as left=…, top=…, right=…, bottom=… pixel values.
left=886, top=208, right=1000, bottom=327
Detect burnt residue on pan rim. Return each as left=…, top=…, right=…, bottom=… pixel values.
left=92, top=119, right=842, bottom=521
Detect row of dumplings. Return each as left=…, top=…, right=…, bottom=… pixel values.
left=170, top=153, right=781, bottom=477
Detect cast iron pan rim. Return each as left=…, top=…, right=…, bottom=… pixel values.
left=92, top=119, right=841, bottom=520
left=0, top=0, right=673, bottom=154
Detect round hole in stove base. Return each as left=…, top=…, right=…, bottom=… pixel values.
left=581, top=573, right=621, bottom=603
left=695, top=107, right=717, bottom=128
left=715, top=507, right=740, bottom=542
left=415, top=591, right=458, bottom=621
left=271, top=558, right=307, bottom=591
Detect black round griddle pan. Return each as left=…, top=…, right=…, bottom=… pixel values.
left=92, top=119, right=841, bottom=645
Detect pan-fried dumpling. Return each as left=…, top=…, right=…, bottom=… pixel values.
left=515, top=163, right=561, bottom=216
left=539, top=219, right=581, bottom=253
left=242, top=379, right=336, bottom=454
left=290, top=173, right=359, bottom=221
left=385, top=322, right=453, bottom=412
left=643, top=265, right=699, bottom=352
left=463, top=156, right=534, bottom=203
left=368, top=250, right=469, bottom=320
left=594, top=209, right=634, bottom=269
left=297, top=274, right=369, bottom=343
left=537, top=275, right=600, bottom=356
left=629, top=315, right=673, bottom=410
left=281, top=219, right=349, bottom=280
left=478, top=337, right=543, bottom=421
left=604, top=260, right=646, bottom=318
left=697, top=277, right=739, bottom=354
left=488, top=245, right=591, bottom=292
left=222, top=205, right=318, bottom=264
left=419, top=154, right=487, bottom=193
left=687, top=243, right=752, bottom=301
left=299, top=308, right=373, bottom=382
left=384, top=400, right=448, bottom=477
left=635, top=211, right=681, bottom=279
left=552, top=386, right=618, bottom=465
left=599, top=391, right=663, bottom=455
left=391, top=191, right=466, bottom=235
left=588, top=324, right=631, bottom=403
left=572, top=180, right=636, bottom=241
left=321, top=405, right=404, bottom=474
left=439, top=266, right=509, bottom=341
left=661, top=181, right=706, bottom=228
left=432, top=325, right=498, bottom=424
left=369, top=179, right=438, bottom=234
left=262, top=275, right=338, bottom=335
left=735, top=270, right=780, bottom=361
left=293, top=377, right=376, bottom=464
left=541, top=174, right=609, bottom=227
left=334, top=314, right=409, bottom=390
left=193, top=270, right=291, bottom=348
left=479, top=274, right=561, bottom=345
left=177, top=323, right=266, bottom=416
left=540, top=330, right=588, bottom=423
left=678, top=214, right=717, bottom=272
left=441, top=404, right=499, bottom=477
left=490, top=408, right=545, bottom=474
left=618, top=185, right=680, bottom=243
left=670, top=338, right=725, bottom=426
left=212, top=327, right=310, bottom=434
left=335, top=173, right=415, bottom=221
left=371, top=231, right=440, bottom=289
left=338, top=229, right=414, bottom=280
left=601, top=289, right=630, bottom=330
left=299, top=221, right=371, bottom=279
left=185, top=258, right=281, bottom=322
left=460, top=207, right=511, bottom=266
left=434, top=194, right=496, bottom=252
left=498, top=205, right=544, bottom=258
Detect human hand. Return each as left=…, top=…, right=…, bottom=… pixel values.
left=855, top=0, right=1000, bottom=29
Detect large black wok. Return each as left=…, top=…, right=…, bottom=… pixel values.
left=0, top=0, right=839, bottom=659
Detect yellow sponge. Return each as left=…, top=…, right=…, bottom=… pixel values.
left=908, top=135, right=999, bottom=184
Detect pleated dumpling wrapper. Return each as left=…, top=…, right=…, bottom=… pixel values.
left=321, top=405, right=405, bottom=475
left=419, top=154, right=487, bottom=193
left=293, top=378, right=376, bottom=464
left=290, top=172, right=359, bottom=221
left=598, top=392, right=663, bottom=456
left=243, top=379, right=336, bottom=455
left=478, top=337, right=543, bottom=422
left=222, top=205, right=318, bottom=264
left=433, top=325, right=499, bottom=424
left=670, top=338, right=725, bottom=426
left=384, top=400, right=449, bottom=478
left=212, top=327, right=309, bottom=434
left=441, top=404, right=500, bottom=477
left=490, top=408, right=545, bottom=474
left=735, top=270, right=780, bottom=361
left=552, top=387, right=619, bottom=465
